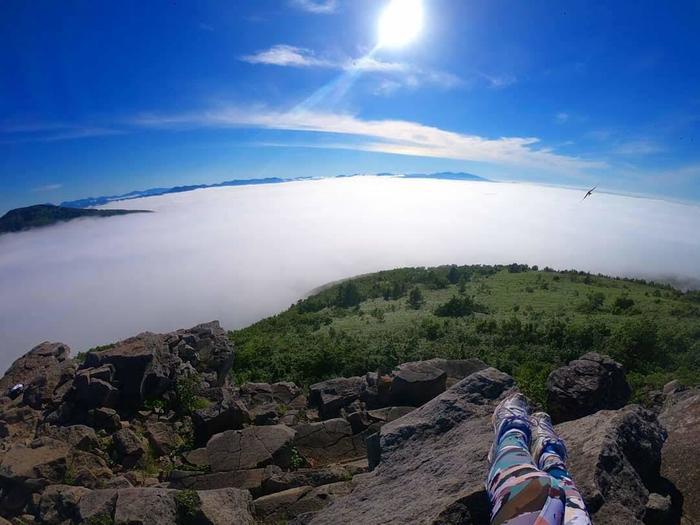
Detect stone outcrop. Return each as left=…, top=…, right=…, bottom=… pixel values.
left=546, top=352, right=631, bottom=422
left=82, top=321, right=234, bottom=405
left=555, top=405, right=667, bottom=523
left=0, top=324, right=693, bottom=525
left=311, top=368, right=513, bottom=524
left=659, top=385, right=700, bottom=524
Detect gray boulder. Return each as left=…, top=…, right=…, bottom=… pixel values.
left=546, top=352, right=631, bottom=422
left=555, top=405, right=667, bottom=524
left=112, top=428, right=147, bottom=469
left=309, top=377, right=366, bottom=420
left=207, top=425, right=296, bottom=471
left=36, top=484, right=90, bottom=525
left=192, top=399, right=251, bottom=446
left=72, top=366, right=120, bottom=408
left=388, top=361, right=447, bottom=406
left=310, top=367, right=513, bottom=524
left=0, top=342, right=74, bottom=411
left=43, top=425, right=98, bottom=451
left=145, top=420, right=182, bottom=456
left=87, top=407, right=121, bottom=432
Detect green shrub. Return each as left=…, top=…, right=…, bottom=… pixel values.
left=175, top=489, right=201, bottom=524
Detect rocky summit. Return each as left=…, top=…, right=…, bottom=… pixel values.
left=0, top=323, right=697, bottom=524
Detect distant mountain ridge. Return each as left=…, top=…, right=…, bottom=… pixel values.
left=0, top=204, right=151, bottom=234
left=60, top=172, right=489, bottom=208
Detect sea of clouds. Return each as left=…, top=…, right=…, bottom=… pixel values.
left=2, top=176, right=700, bottom=373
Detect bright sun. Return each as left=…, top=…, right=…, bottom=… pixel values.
left=377, top=0, right=424, bottom=48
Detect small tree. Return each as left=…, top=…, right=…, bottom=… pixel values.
left=408, top=287, right=424, bottom=309
left=447, top=266, right=461, bottom=284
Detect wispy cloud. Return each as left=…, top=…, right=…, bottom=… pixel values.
left=477, top=72, right=517, bottom=88
left=555, top=112, right=570, bottom=124
left=132, top=108, right=605, bottom=173
left=32, top=184, right=62, bottom=192
left=0, top=122, right=122, bottom=143
left=290, top=0, right=338, bottom=14
left=241, top=45, right=334, bottom=68
left=240, top=44, right=461, bottom=90
left=612, top=139, right=665, bottom=156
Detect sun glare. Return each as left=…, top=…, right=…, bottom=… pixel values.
left=377, top=0, right=424, bottom=48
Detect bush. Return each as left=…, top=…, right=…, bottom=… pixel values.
left=175, top=489, right=201, bottom=524
left=577, top=291, right=605, bottom=313
left=435, top=296, right=485, bottom=317
left=612, top=295, right=635, bottom=313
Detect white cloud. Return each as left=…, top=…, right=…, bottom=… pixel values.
left=290, top=0, right=338, bottom=14
left=241, top=45, right=334, bottom=68
left=555, top=112, right=570, bottom=124
left=132, top=108, right=605, bottom=172
left=613, top=139, right=664, bottom=156
left=240, top=44, right=462, bottom=90
left=1, top=177, right=699, bottom=373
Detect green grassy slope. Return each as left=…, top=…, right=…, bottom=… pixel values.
left=230, top=265, right=700, bottom=405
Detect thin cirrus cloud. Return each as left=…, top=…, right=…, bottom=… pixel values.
left=32, top=184, right=62, bottom=192
left=240, top=44, right=463, bottom=90
left=289, top=0, right=338, bottom=14
left=132, top=108, right=606, bottom=173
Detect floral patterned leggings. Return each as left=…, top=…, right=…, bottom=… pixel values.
left=486, top=429, right=591, bottom=525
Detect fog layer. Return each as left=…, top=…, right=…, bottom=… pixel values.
left=2, top=177, right=700, bottom=373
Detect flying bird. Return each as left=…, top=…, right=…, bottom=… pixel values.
left=582, top=186, right=596, bottom=201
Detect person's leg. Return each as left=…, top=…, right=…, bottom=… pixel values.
left=530, top=412, right=592, bottom=525
left=487, top=394, right=564, bottom=525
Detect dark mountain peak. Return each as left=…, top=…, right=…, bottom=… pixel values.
left=0, top=204, right=151, bottom=234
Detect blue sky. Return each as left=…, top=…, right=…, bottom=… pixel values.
left=1, top=0, right=699, bottom=213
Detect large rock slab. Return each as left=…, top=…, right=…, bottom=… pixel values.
left=207, top=425, right=296, bottom=471
left=659, top=386, right=700, bottom=524
left=388, top=361, right=447, bottom=407
left=555, top=405, right=667, bottom=524
left=546, top=352, right=631, bottom=422
left=293, top=419, right=366, bottom=466
left=113, top=488, right=179, bottom=524
left=254, top=481, right=355, bottom=524
left=310, top=367, right=513, bottom=524
left=0, top=438, right=70, bottom=488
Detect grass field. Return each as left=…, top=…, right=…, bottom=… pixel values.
left=230, top=264, right=700, bottom=406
